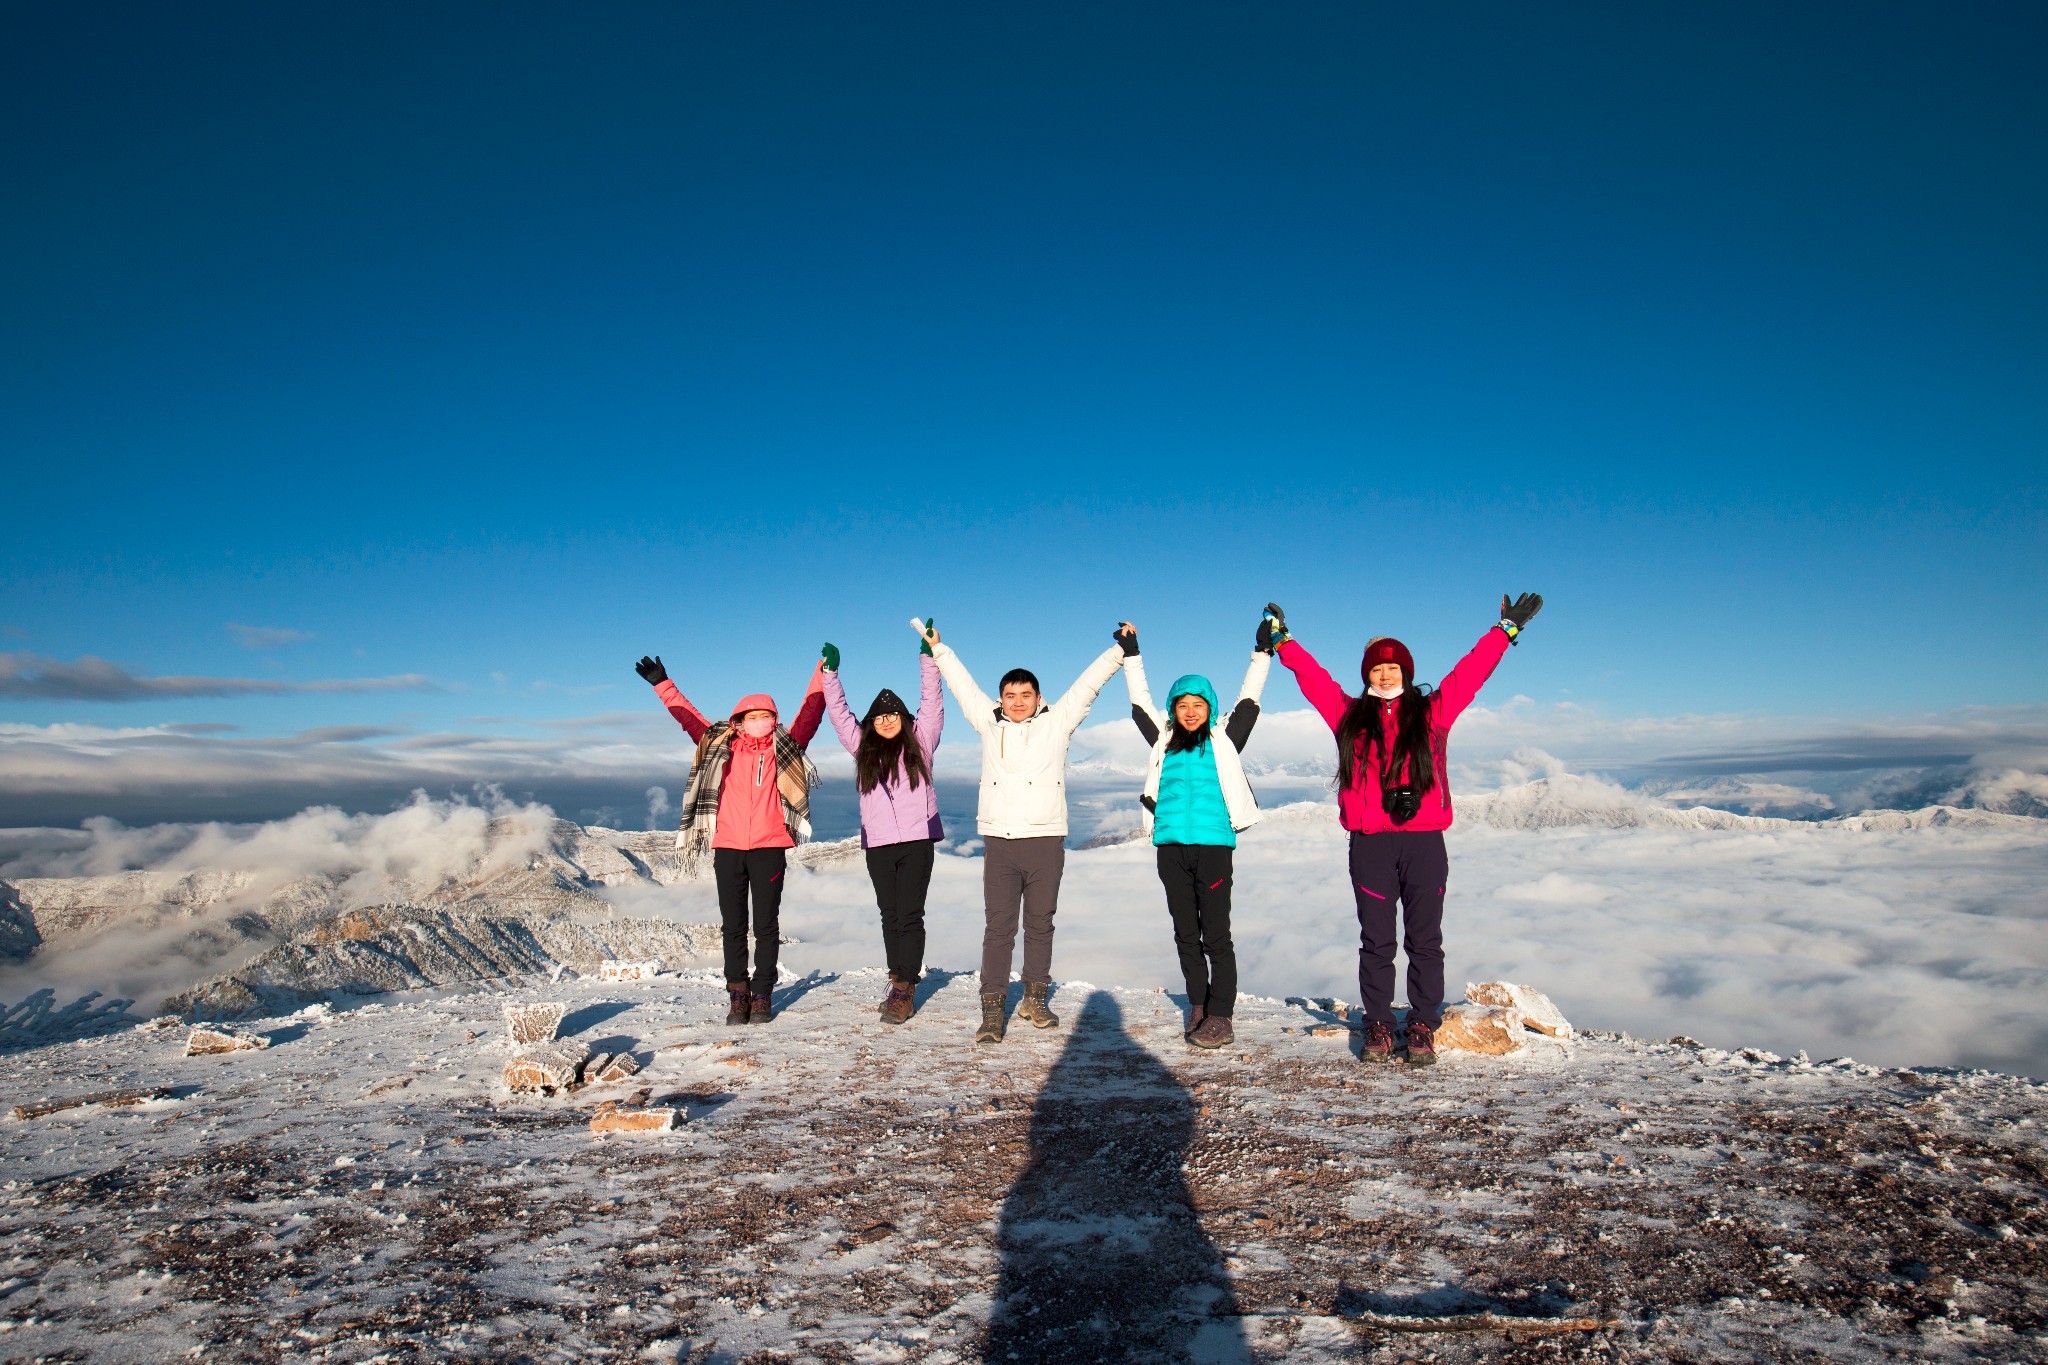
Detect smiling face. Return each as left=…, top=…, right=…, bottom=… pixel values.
left=1173, top=693, right=1211, bottom=732
left=1368, top=662, right=1405, bottom=691
left=872, top=711, right=904, bottom=739
left=999, top=682, right=1040, bottom=722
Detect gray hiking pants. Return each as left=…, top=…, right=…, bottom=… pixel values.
left=981, top=835, right=1065, bottom=994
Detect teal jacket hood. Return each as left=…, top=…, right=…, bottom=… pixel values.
left=1165, top=673, right=1220, bottom=732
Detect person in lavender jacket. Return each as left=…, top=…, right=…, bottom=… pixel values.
left=820, top=626, right=946, bottom=1024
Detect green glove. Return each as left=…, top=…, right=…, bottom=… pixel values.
left=919, top=618, right=936, bottom=657
left=821, top=642, right=840, bottom=672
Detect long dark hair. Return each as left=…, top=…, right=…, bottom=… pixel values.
left=855, top=719, right=931, bottom=795
left=1334, top=685, right=1437, bottom=797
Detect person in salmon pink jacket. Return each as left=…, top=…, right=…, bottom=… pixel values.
left=820, top=627, right=945, bottom=1025
left=634, top=651, right=826, bottom=1027
left=1267, top=593, right=1544, bottom=1067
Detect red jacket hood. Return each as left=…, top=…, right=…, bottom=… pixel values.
left=729, top=692, right=778, bottom=719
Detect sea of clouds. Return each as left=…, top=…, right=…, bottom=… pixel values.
left=3, top=694, right=2046, bottom=1078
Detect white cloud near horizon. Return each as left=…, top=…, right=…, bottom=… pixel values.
left=0, top=695, right=2043, bottom=830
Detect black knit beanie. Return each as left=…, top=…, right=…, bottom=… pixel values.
left=862, top=688, right=911, bottom=725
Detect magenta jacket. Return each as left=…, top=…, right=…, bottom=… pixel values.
left=1277, top=626, right=1510, bottom=835
left=822, top=654, right=945, bottom=848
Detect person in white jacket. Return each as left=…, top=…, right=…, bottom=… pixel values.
left=914, top=616, right=1126, bottom=1044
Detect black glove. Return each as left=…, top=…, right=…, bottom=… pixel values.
left=1500, top=593, right=1544, bottom=635
left=1263, top=602, right=1291, bottom=648
left=635, top=655, right=668, bottom=686
left=1114, top=623, right=1140, bottom=657
left=1255, top=617, right=1277, bottom=654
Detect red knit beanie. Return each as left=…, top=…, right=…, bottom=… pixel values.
left=1360, top=637, right=1414, bottom=684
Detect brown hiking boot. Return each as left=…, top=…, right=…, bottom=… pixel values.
left=1188, top=1014, right=1234, bottom=1049
left=724, top=983, right=750, bottom=1026
left=1362, top=1019, right=1397, bottom=1063
left=975, top=991, right=1006, bottom=1044
left=748, top=992, right=773, bottom=1024
left=1404, top=1017, right=1437, bottom=1066
left=1017, top=981, right=1059, bottom=1029
left=878, top=977, right=916, bottom=1025
left=1184, top=1008, right=1205, bottom=1043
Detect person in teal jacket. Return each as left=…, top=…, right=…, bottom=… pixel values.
left=1115, top=615, right=1272, bottom=1048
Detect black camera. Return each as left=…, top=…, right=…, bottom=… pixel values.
left=1382, top=784, right=1421, bottom=825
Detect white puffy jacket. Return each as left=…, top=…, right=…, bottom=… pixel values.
left=926, top=636, right=1125, bottom=839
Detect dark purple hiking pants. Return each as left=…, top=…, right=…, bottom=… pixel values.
left=1347, top=829, right=1448, bottom=1030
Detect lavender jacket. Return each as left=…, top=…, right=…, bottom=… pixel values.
left=822, top=654, right=945, bottom=848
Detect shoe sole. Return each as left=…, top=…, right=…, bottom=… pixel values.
left=1403, top=1052, right=1437, bottom=1066
left=1187, top=1034, right=1232, bottom=1050
left=1361, top=1050, right=1399, bottom=1064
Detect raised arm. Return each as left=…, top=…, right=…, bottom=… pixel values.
left=1434, top=593, right=1539, bottom=729
left=913, top=651, right=945, bottom=754
left=1223, top=648, right=1272, bottom=752
left=1118, top=624, right=1163, bottom=746
left=917, top=617, right=999, bottom=737
left=820, top=654, right=863, bottom=757
left=1049, top=641, right=1128, bottom=736
left=637, top=654, right=711, bottom=743
left=787, top=661, right=827, bottom=749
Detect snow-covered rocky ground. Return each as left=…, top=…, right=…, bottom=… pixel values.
left=2, top=970, right=2045, bottom=1363
left=2, top=779, right=2046, bottom=1360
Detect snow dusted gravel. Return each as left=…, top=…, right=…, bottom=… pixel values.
left=2, top=970, right=2046, bottom=1364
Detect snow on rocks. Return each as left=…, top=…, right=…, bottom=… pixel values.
left=1432, top=1003, right=1525, bottom=1055
left=502, top=999, right=565, bottom=1048
left=183, top=1026, right=269, bottom=1056
left=1466, top=979, right=1575, bottom=1038
left=585, top=1051, right=641, bottom=1083
left=501, top=1040, right=589, bottom=1094
left=597, top=958, right=662, bottom=982
left=588, top=1100, right=676, bottom=1135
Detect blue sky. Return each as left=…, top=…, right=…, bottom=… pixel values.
left=2, top=3, right=2044, bottom=825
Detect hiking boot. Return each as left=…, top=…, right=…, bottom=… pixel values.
left=1362, top=1019, right=1397, bottom=1063
left=975, top=992, right=1007, bottom=1044
left=1188, top=1014, right=1234, bottom=1049
left=878, top=976, right=916, bottom=1025
left=724, top=983, right=751, bottom=1026
left=1404, top=1017, right=1437, bottom=1066
left=1184, top=1008, right=1205, bottom=1043
left=748, top=992, right=774, bottom=1024
left=1017, top=981, right=1059, bottom=1029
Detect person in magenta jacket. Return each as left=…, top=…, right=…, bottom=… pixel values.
left=1267, top=593, right=1544, bottom=1066
left=634, top=651, right=825, bottom=1027
left=820, top=629, right=946, bottom=1024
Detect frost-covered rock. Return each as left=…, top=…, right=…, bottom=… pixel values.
left=589, top=1103, right=675, bottom=1135
left=503, top=1041, right=588, bottom=1093
left=184, top=1027, right=269, bottom=1056
left=597, top=959, right=661, bottom=982
left=1466, top=980, right=1574, bottom=1038
left=596, top=1052, right=640, bottom=1082
left=1433, top=1004, right=1524, bottom=1055
left=504, top=1001, right=566, bottom=1049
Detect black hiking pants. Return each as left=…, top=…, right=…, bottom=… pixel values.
left=714, top=846, right=784, bottom=995
left=1347, top=829, right=1448, bottom=1030
left=1157, top=843, right=1237, bottom=1019
left=865, top=838, right=935, bottom=982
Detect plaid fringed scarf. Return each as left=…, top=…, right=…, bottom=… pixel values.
left=675, top=722, right=820, bottom=877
